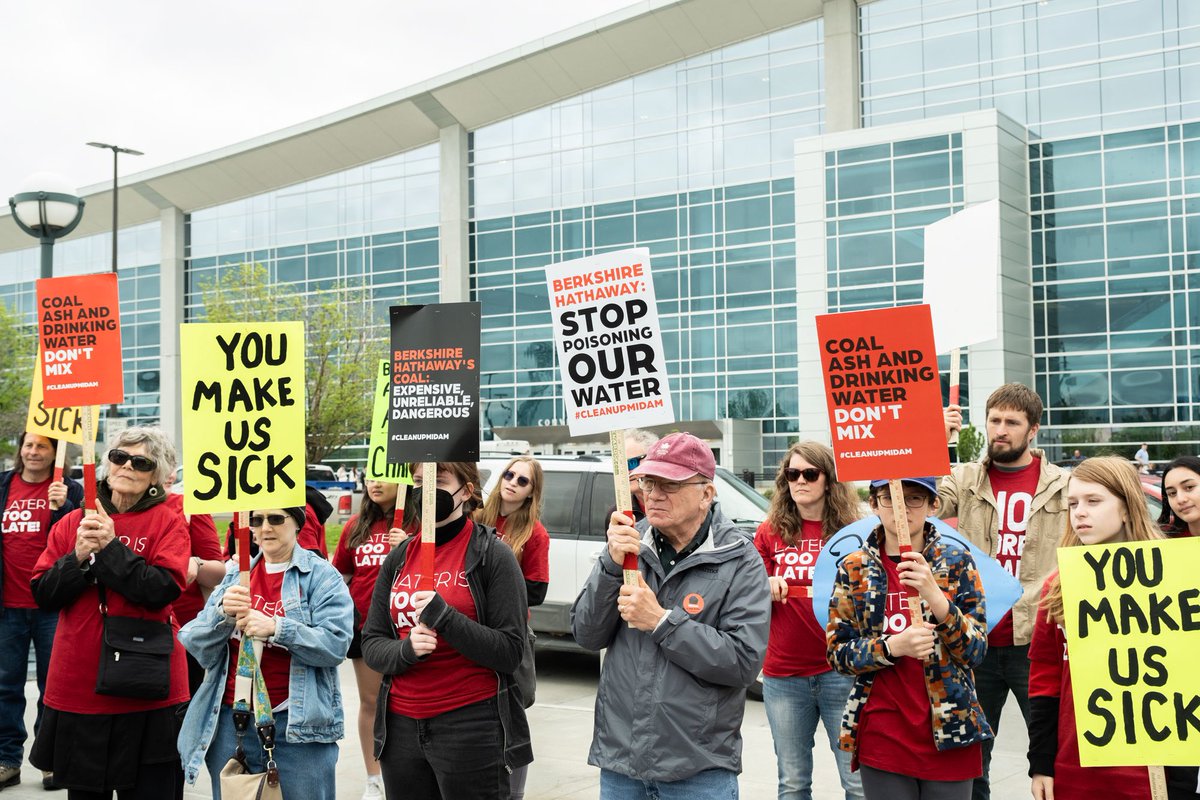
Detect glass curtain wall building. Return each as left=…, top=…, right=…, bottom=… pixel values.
left=1, top=0, right=1198, bottom=470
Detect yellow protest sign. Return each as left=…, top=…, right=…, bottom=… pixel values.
left=180, top=322, right=307, bottom=515
left=1059, top=537, right=1200, bottom=767
left=26, top=352, right=84, bottom=444
left=366, top=360, right=413, bottom=484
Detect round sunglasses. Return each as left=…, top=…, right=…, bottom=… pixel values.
left=502, top=470, right=531, bottom=488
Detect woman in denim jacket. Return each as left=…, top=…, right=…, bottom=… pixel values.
left=178, top=506, right=353, bottom=799
left=826, top=478, right=991, bottom=800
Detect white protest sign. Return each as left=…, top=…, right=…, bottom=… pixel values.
left=546, top=248, right=675, bottom=436
left=922, top=199, right=1000, bottom=354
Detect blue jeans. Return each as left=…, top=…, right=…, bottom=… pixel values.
left=600, top=767, right=739, bottom=800
left=0, top=607, right=57, bottom=767
left=763, top=672, right=863, bottom=800
left=205, top=707, right=338, bottom=800
left=971, top=645, right=1030, bottom=800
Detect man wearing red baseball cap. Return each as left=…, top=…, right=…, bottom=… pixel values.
left=572, top=432, right=770, bottom=799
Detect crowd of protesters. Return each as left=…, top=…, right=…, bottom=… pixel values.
left=1, top=382, right=1198, bottom=799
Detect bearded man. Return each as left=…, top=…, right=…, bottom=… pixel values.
left=939, top=383, right=1069, bottom=800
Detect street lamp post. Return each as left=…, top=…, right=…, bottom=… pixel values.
left=8, top=173, right=86, bottom=279
left=86, top=142, right=143, bottom=273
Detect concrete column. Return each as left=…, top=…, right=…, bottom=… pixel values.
left=439, top=123, right=470, bottom=303
left=961, top=114, right=1034, bottom=427
left=794, top=135, right=833, bottom=445
left=823, top=0, right=861, bottom=134
left=158, top=206, right=186, bottom=448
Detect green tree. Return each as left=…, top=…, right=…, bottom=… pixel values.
left=199, top=263, right=385, bottom=465
left=955, top=423, right=985, bottom=463
left=0, top=302, right=36, bottom=457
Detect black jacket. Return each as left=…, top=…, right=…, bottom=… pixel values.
left=361, top=519, right=532, bottom=770
left=0, top=469, right=83, bottom=605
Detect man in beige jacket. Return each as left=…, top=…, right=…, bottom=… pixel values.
left=939, top=383, right=1069, bottom=800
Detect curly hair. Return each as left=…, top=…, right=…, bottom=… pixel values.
left=766, top=441, right=861, bottom=544
left=104, top=426, right=175, bottom=485
left=1042, top=457, right=1164, bottom=623
left=475, top=455, right=544, bottom=561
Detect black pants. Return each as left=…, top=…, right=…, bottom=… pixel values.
left=67, top=760, right=176, bottom=800
left=971, top=644, right=1030, bottom=800
left=380, top=697, right=510, bottom=800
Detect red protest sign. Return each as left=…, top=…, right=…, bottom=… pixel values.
left=815, top=304, right=950, bottom=482
left=35, top=273, right=123, bottom=407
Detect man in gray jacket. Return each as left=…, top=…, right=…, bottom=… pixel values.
left=572, top=432, right=769, bottom=799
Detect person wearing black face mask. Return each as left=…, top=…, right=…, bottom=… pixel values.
left=361, top=461, right=532, bottom=800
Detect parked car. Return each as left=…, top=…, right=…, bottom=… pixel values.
left=478, top=454, right=770, bottom=647
left=306, top=464, right=358, bottom=519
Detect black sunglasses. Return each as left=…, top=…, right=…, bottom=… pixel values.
left=783, top=467, right=822, bottom=483
left=108, top=449, right=157, bottom=473
left=502, top=470, right=531, bottom=488
left=626, top=454, right=644, bottom=472
left=248, top=514, right=290, bottom=528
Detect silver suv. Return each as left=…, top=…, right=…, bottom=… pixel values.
left=479, top=455, right=769, bottom=649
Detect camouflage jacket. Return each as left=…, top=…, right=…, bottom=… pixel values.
left=825, top=522, right=993, bottom=758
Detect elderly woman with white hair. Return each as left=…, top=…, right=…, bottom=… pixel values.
left=29, top=427, right=192, bottom=798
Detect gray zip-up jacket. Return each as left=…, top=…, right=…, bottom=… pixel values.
left=571, top=503, right=770, bottom=782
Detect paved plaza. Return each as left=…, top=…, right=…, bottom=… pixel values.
left=4, top=650, right=1030, bottom=799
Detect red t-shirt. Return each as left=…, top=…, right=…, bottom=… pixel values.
left=2, top=475, right=55, bottom=608
left=494, top=516, right=550, bottom=584
left=33, top=503, right=191, bottom=714
left=1028, top=575, right=1151, bottom=799
left=987, top=458, right=1041, bottom=646
left=857, top=554, right=981, bottom=781
left=164, top=493, right=223, bottom=627
left=387, top=521, right=497, bottom=719
left=755, top=519, right=829, bottom=677
left=332, top=515, right=391, bottom=626
left=222, top=561, right=291, bottom=708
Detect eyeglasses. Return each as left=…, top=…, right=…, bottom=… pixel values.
left=637, top=477, right=708, bottom=495
left=107, top=449, right=157, bottom=473
left=876, top=494, right=930, bottom=509
left=502, top=470, right=531, bottom=488
left=248, top=514, right=290, bottom=528
left=626, top=454, right=644, bottom=472
left=782, top=467, right=822, bottom=483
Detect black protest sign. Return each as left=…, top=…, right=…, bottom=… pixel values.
left=387, top=303, right=480, bottom=462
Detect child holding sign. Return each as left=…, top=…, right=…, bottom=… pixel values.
left=1029, top=457, right=1199, bottom=800
left=827, top=477, right=990, bottom=800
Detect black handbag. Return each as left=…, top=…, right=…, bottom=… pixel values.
left=94, top=584, right=174, bottom=700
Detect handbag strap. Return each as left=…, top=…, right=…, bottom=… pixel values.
left=232, top=635, right=274, bottom=726
left=231, top=631, right=277, bottom=768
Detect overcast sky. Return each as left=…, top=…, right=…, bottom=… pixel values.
left=1, top=0, right=636, bottom=197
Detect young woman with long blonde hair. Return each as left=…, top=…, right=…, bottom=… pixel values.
left=475, top=455, right=549, bottom=800
left=1028, top=457, right=1197, bottom=799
